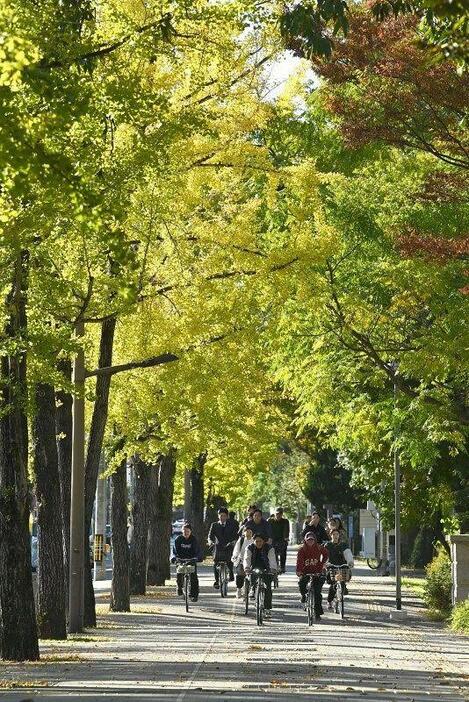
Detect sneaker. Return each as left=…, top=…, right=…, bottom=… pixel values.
left=327, top=602, right=333, bottom=611
left=236, top=588, right=243, bottom=599
left=190, top=596, right=198, bottom=602
left=213, top=581, right=220, bottom=589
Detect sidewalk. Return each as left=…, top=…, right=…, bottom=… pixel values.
left=1, top=554, right=468, bottom=701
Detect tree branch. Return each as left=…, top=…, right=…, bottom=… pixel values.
left=84, top=330, right=237, bottom=379
left=37, top=15, right=173, bottom=70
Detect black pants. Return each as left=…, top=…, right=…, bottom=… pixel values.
left=235, top=565, right=245, bottom=589
left=214, top=547, right=234, bottom=583
left=273, top=540, right=287, bottom=571
left=177, top=571, right=199, bottom=598
left=250, top=572, right=273, bottom=609
left=299, top=574, right=325, bottom=616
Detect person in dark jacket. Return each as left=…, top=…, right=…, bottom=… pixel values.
left=325, top=528, right=354, bottom=608
left=228, top=510, right=240, bottom=533
left=243, top=533, right=277, bottom=615
left=243, top=508, right=272, bottom=543
left=172, top=523, right=202, bottom=601
left=301, top=511, right=328, bottom=543
left=238, top=504, right=258, bottom=533
left=269, top=507, right=290, bottom=573
left=208, top=507, right=238, bottom=588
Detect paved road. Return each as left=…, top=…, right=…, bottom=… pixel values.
left=2, top=552, right=468, bottom=701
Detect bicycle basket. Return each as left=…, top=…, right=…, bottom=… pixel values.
left=334, top=567, right=351, bottom=582
left=177, top=564, right=195, bottom=574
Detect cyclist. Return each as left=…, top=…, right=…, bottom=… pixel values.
left=296, top=531, right=328, bottom=620
left=325, top=527, right=354, bottom=609
left=238, top=504, right=258, bottom=534
left=269, top=507, right=290, bottom=573
left=243, top=533, right=277, bottom=617
left=326, top=516, right=348, bottom=544
left=228, top=510, right=240, bottom=533
left=301, top=511, right=328, bottom=543
left=208, top=507, right=238, bottom=589
left=243, top=508, right=272, bottom=543
left=172, top=523, right=202, bottom=601
left=232, top=526, right=254, bottom=598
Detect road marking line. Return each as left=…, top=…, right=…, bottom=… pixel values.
left=176, top=597, right=236, bottom=701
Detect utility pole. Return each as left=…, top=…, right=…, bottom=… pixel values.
left=394, top=409, right=402, bottom=610
left=69, top=320, right=85, bottom=633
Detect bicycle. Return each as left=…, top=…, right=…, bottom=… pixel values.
left=211, top=541, right=235, bottom=597
left=303, top=573, right=324, bottom=626
left=175, top=558, right=197, bottom=613
left=245, top=568, right=270, bottom=625
left=327, top=564, right=351, bottom=619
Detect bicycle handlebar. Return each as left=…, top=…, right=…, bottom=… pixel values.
left=175, top=557, right=197, bottom=564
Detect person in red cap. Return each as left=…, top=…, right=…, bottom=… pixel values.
left=296, top=531, right=328, bottom=619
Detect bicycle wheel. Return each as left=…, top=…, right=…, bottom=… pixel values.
left=184, top=574, right=189, bottom=613
left=307, top=588, right=314, bottom=626
left=220, top=565, right=226, bottom=597
left=334, top=583, right=339, bottom=614
left=340, top=583, right=345, bottom=619
left=256, top=583, right=264, bottom=626
left=222, top=565, right=229, bottom=597
left=366, top=557, right=383, bottom=570
left=244, top=580, right=249, bottom=615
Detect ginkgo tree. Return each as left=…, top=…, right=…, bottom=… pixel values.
left=0, top=0, right=290, bottom=658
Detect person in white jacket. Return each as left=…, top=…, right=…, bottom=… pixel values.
left=243, top=533, right=277, bottom=616
left=232, top=526, right=254, bottom=598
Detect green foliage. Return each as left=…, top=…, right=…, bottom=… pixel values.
left=450, top=600, right=469, bottom=634
left=423, top=549, right=452, bottom=613
left=250, top=442, right=311, bottom=516
left=409, top=527, right=435, bottom=569
left=263, top=88, right=468, bottom=534
left=279, top=0, right=349, bottom=59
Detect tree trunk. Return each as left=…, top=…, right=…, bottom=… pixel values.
left=33, top=382, right=67, bottom=639
left=110, top=458, right=130, bottom=612
left=83, top=316, right=116, bottom=627
left=130, top=456, right=151, bottom=595
left=183, top=453, right=206, bottom=545
left=147, top=451, right=176, bottom=586
left=56, top=359, right=72, bottom=598
left=0, top=251, right=39, bottom=661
